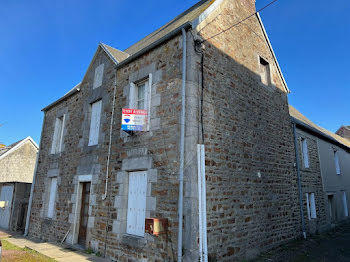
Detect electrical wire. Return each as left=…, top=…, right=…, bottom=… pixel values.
left=201, top=0, right=278, bottom=43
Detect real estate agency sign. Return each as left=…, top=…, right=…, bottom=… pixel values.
left=121, top=108, right=148, bottom=131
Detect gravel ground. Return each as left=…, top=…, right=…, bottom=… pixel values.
left=251, top=221, right=350, bottom=262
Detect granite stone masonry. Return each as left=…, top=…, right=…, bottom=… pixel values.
left=27, top=0, right=312, bottom=261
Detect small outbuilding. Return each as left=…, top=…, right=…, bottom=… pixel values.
left=0, top=137, right=38, bottom=232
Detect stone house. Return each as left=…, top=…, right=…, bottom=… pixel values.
left=336, top=126, right=350, bottom=140
left=290, top=106, right=350, bottom=235
left=27, top=0, right=303, bottom=261
left=0, top=136, right=38, bottom=232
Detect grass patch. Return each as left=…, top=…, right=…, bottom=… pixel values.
left=1, top=240, right=56, bottom=262
left=2, top=240, right=23, bottom=251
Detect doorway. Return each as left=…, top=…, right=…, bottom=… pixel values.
left=78, top=182, right=91, bottom=247
left=328, top=194, right=336, bottom=223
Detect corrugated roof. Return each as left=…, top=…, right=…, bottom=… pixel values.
left=289, top=105, right=350, bottom=149
left=124, top=0, right=215, bottom=55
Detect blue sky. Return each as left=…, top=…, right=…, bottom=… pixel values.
left=1, top=0, right=349, bottom=145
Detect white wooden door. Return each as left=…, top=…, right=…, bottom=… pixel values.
left=0, top=185, right=14, bottom=229
left=126, top=171, right=147, bottom=237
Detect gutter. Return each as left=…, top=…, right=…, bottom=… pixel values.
left=177, top=27, right=187, bottom=262
left=292, top=121, right=306, bottom=239
left=41, top=86, right=81, bottom=112
left=24, top=115, right=46, bottom=236
left=292, top=117, right=350, bottom=153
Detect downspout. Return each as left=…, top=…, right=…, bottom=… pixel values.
left=24, top=116, right=45, bottom=236
left=178, top=27, right=187, bottom=262
left=103, top=69, right=117, bottom=257
left=292, top=121, right=307, bottom=239
left=102, top=70, right=117, bottom=201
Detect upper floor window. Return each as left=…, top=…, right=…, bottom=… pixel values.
left=306, top=192, right=316, bottom=220
left=51, top=115, right=65, bottom=154
left=300, top=137, right=309, bottom=168
left=259, top=56, right=271, bottom=86
left=88, top=100, right=102, bottom=146
left=93, top=64, right=104, bottom=89
left=136, top=81, right=147, bottom=110
left=334, top=149, right=341, bottom=175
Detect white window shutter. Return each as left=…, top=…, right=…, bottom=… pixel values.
left=310, top=193, right=317, bottom=218
left=93, top=64, right=104, bottom=89
left=146, top=74, right=152, bottom=130
left=48, top=177, right=57, bottom=218
left=58, top=114, right=65, bottom=152
left=302, top=139, right=309, bottom=168
left=51, top=119, right=60, bottom=154
left=127, top=171, right=147, bottom=237
left=88, top=100, right=102, bottom=146
left=306, top=193, right=311, bottom=220
left=129, top=83, right=137, bottom=109
left=343, top=192, right=348, bottom=217
left=334, top=151, right=341, bottom=175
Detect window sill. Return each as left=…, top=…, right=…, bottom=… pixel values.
left=121, top=233, right=153, bottom=248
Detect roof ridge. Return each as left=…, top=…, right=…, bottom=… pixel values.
left=289, top=105, right=350, bottom=149
left=124, top=0, right=214, bottom=55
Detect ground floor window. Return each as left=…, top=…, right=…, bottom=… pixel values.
left=343, top=192, right=348, bottom=217
left=306, top=193, right=316, bottom=219
left=47, top=177, right=57, bottom=218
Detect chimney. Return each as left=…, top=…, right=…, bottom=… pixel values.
left=336, top=126, right=350, bottom=140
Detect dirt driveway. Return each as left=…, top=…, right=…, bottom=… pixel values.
left=252, top=221, right=350, bottom=262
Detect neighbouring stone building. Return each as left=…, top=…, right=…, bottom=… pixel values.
left=336, top=126, right=350, bottom=140
left=28, top=0, right=305, bottom=261
left=0, top=136, right=38, bottom=232
left=290, top=106, right=350, bottom=235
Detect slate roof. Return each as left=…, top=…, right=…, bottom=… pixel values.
left=289, top=105, right=350, bottom=149
left=0, top=139, right=23, bottom=157
left=102, top=44, right=129, bottom=63
left=124, top=0, right=215, bottom=56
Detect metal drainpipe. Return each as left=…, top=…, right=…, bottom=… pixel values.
left=24, top=115, right=46, bottom=236
left=178, top=28, right=187, bottom=262
left=102, top=70, right=117, bottom=201
left=292, top=121, right=307, bottom=239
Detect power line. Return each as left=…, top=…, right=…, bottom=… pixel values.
left=201, top=0, right=278, bottom=43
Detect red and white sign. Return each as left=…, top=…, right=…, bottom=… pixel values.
left=122, top=108, right=148, bottom=131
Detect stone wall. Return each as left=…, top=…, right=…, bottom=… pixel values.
left=29, top=35, right=185, bottom=261
left=28, top=0, right=310, bottom=261
left=295, top=128, right=328, bottom=234
left=193, top=0, right=300, bottom=260
left=0, top=140, right=37, bottom=183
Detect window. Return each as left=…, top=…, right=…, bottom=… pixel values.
left=334, top=150, right=341, bottom=175
left=306, top=193, right=316, bottom=220
left=51, top=115, right=65, bottom=154
left=47, top=177, right=57, bottom=218
left=301, top=138, right=310, bottom=168
left=343, top=192, right=348, bottom=217
left=136, top=81, right=146, bottom=110
left=88, top=100, right=102, bottom=146
left=126, top=171, right=147, bottom=237
left=259, top=56, right=271, bottom=86
left=93, top=64, right=104, bottom=89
